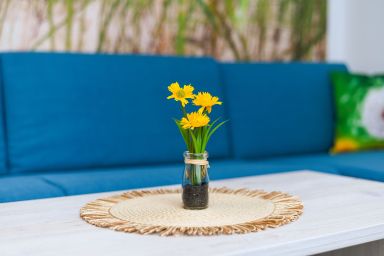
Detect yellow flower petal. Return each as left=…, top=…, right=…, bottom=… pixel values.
left=183, top=85, right=195, bottom=98
left=180, top=111, right=210, bottom=130
left=180, top=98, right=188, bottom=107
left=193, top=92, right=222, bottom=112
left=168, top=82, right=181, bottom=94
left=180, top=117, right=191, bottom=129
left=167, top=82, right=195, bottom=106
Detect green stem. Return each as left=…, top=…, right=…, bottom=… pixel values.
left=180, top=105, right=187, bottom=117
left=180, top=105, right=194, bottom=152
left=31, top=2, right=88, bottom=50
left=65, top=0, right=74, bottom=51
left=195, top=166, right=201, bottom=185
left=97, top=0, right=121, bottom=52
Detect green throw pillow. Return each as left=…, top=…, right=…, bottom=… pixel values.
left=331, top=72, right=384, bottom=153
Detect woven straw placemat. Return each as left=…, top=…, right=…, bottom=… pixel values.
left=80, top=187, right=303, bottom=236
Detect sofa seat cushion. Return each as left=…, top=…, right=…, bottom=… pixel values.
left=42, top=151, right=383, bottom=196
left=3, top=151, right=382, bottom=203
left=39, top=159, right=340, bottom=196
left=41, top=164, right=184, bottom=195
left=0, top=176, right=65, bottom=203
left=257, top=151, right=384, bottom=182
left=327, top=151, right=384, bottom=182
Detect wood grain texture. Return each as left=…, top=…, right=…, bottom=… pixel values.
left=1, top=171, right=384, bottom=256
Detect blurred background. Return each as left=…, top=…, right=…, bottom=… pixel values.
left=0, top=0, right=326, bottom=61
left=0, top=0, right=382, bottom=72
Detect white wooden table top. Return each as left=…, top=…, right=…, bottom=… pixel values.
left=1, top=170, right=384, bottom=256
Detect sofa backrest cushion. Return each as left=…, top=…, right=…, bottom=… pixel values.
left=0, top=61, right=7, bottom=174
left=220, top=62, right=348, bottom=159
left=2, top=53, right=230, bottom=173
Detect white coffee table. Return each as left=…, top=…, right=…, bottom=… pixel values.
left=1, top=170, right=384, bottom=256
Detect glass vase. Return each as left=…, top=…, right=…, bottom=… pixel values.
left=182, top=151, right=209, bottom=210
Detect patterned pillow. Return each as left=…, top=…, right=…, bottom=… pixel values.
left=331, top=72, right=384, bottom=153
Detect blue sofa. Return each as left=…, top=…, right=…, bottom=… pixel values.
left=0, top=53, right=383, bottom=203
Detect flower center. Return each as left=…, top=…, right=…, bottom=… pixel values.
left=176, top=90, right=185, bottom=98
left=381, top=109, right=384, bottom=120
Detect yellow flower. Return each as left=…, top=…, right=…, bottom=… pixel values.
left=193, top=92, right=222, bottom=113
left=167, top=82, right=195, bottom=107
left=332, top=138, right=358, bottom=153
left=180, top=111, right=210, bottom=129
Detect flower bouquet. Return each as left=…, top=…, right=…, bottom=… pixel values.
left=167, top=82, right=227, bottom=209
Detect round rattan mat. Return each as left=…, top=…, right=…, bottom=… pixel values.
left=80, top=187, right=303, bottom=236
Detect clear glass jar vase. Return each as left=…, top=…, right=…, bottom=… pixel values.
left=182, top=151, right=209, bottom=210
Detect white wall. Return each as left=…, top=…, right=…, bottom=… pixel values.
left=327, top=0, right=384, bottom=74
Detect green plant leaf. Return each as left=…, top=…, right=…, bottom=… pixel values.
left=190, top=129, right=199, bottom=153
left=173, top=118, right=192, bottom=151
left=207, top=120, right=228, bottom=141
left=201, top=125, right=208, bottom=152
left=207, top=117, right=221, bottom=131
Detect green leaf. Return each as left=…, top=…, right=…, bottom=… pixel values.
left=173, top=118, right=192, bottom=151
left=205, top=117, right=220, bottom=139
left=190, top=130, right=199, bottom=153
left=208, top=117, right=221, bottom=130
left=201, top=125, right=209, bottom=153
left=207, top=120, right=228, bottom=141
